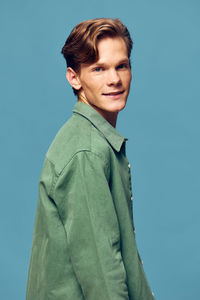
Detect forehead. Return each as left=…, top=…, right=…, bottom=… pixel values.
left=79, top=36, right=129, bottom=74
left=96, top=36, right=128, bottom=63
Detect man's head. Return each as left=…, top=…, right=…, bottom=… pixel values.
left=61, top=18, right=133, bottom=126
left=61, top=18, right=133, bottom=93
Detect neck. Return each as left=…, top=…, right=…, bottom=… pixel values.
left=78, top=96, right=118, bottom=128
left=99, top=110, right=118, bottom=127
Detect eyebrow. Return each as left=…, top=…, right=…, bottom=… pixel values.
left=92, top=58, right=130, bottom=67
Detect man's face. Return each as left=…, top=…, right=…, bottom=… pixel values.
left=77, top=37, right=132, bottom=124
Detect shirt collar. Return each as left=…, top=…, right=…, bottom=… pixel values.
left=73, top=101, right=127, bottom=152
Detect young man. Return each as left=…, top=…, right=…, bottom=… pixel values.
left=26, top=18, right=155, bottom=300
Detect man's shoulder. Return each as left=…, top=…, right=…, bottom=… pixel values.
left=45, top=113, right=111, bottom=175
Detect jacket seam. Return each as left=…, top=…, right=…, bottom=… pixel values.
left=48, top=149, right=110, bottom=198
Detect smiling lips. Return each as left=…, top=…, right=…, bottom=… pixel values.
left=102, top=90, right=124, bottom=98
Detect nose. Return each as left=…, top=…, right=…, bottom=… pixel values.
left=107, top=69, right=122, bottom=86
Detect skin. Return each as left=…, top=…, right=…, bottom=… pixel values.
left=66, top=37, right=132, bottom=127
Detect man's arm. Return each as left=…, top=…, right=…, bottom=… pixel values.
left=53, top=150, right=129, bottom=300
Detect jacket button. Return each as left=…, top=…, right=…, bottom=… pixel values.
left=128, top=163, right=131, bottom=169
left=130, top=196, right=133, bottom=201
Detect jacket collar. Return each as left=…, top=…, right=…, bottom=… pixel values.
left=73, top=101, right=127, bottom=152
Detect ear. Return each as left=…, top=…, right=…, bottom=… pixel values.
left=66, top=67, right=82, bottom=91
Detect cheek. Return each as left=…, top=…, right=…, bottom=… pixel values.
left=124, top=72, right=132, bottom=86
left=81, top=80, right=94, bottom=94
left=80, top=74, right=104, bottom=95
left=87, top=79, right=103, bottom=93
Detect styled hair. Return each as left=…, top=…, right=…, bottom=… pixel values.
left=61, top=18, right=133, bottom=95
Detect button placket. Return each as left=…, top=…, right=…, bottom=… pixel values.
left=127, top=162, right=135, bottom=233
left=126, top=160, right=154, bottom=298
left=127, top=162, right=132, bottom=200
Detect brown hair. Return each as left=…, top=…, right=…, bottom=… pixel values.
left=61, top=18, right=133, bottom=95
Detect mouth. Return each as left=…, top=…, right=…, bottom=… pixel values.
left=102, top=90, right=124, bottom=96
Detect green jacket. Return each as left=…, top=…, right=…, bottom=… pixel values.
left=26, top=101, right=155, bottom=300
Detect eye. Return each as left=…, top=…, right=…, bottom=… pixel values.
left=116, top=63, right=129, bottom=70
left=93, top=67, right=103, bottom=72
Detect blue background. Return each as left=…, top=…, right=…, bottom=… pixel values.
left=1, top=0, right=200, bottom=299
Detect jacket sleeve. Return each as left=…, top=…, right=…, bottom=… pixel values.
left=53, top=150, right=129, bottom=300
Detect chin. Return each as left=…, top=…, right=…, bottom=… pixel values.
left=110, top=101, right=127, bottom=113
